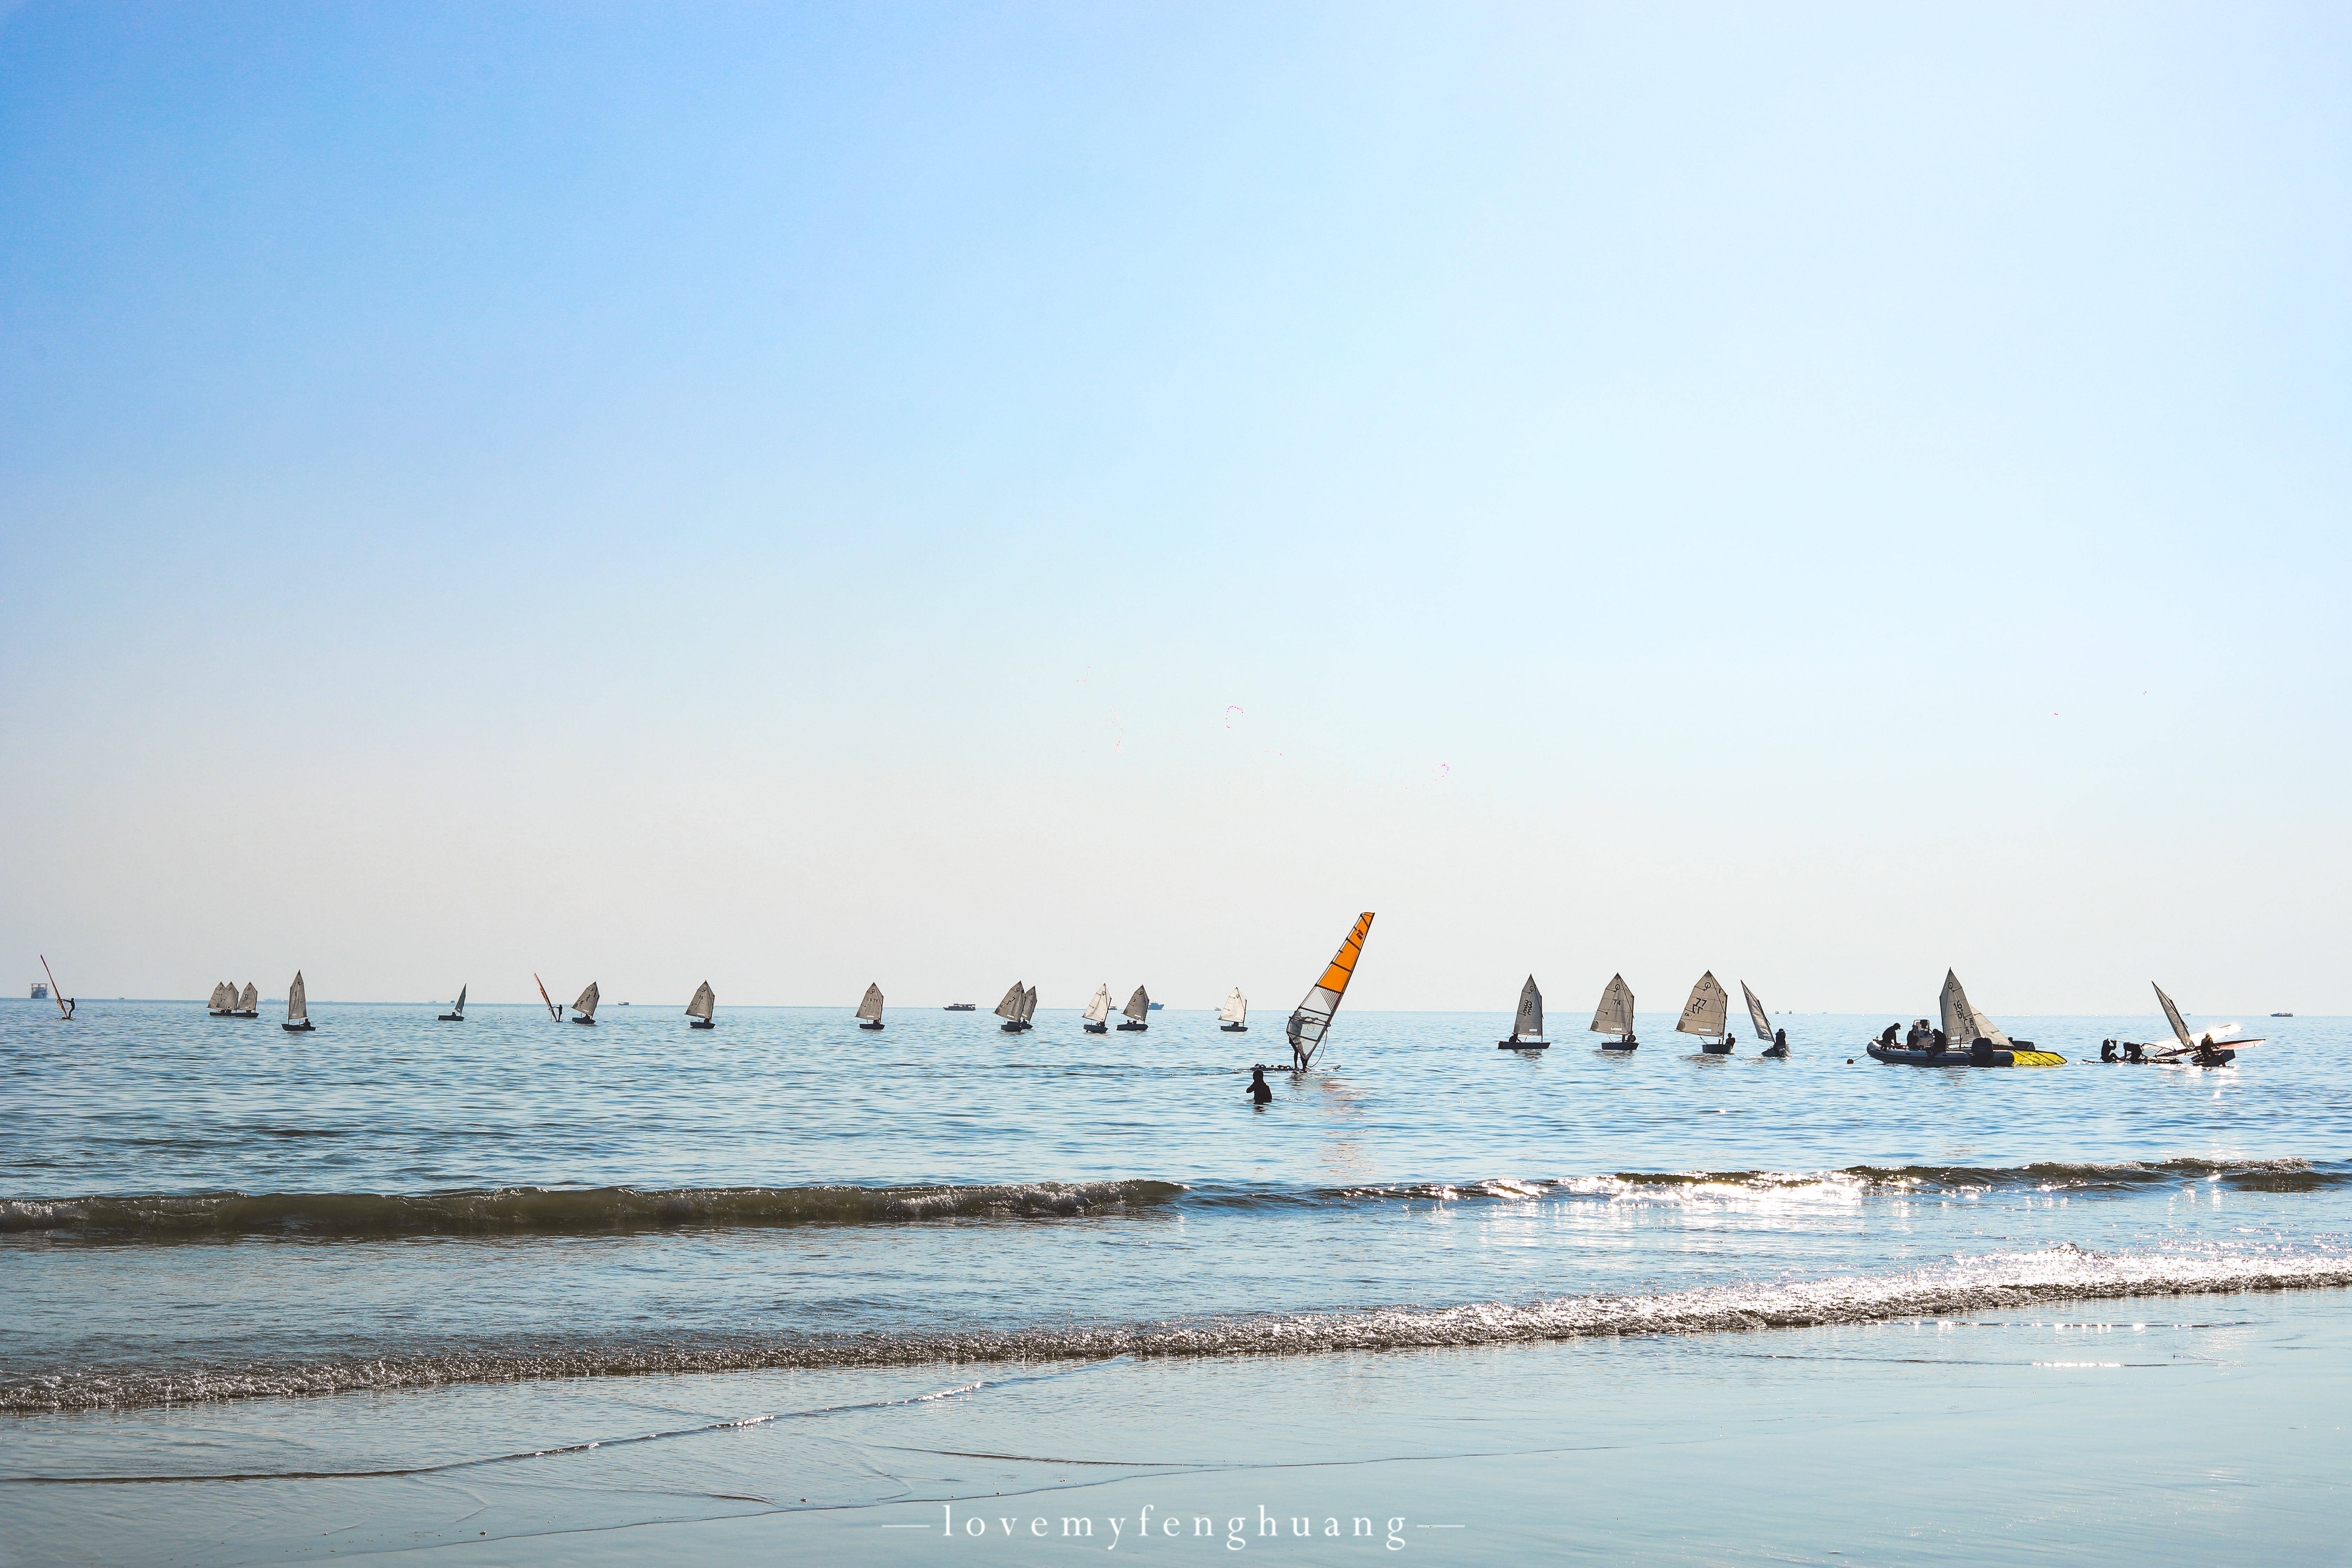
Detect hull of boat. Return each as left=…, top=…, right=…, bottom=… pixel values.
left=1598, top=1041, right=1637, bottom=1052
left=858, top=1021, right=884, bottom=1030
left=1116, top=1022, right=1148, bottom=1031
left=569, top=1017, right=596, bottom=1026
left=689, top=1020, right=715, bottom=1029
left=1082, top=1023, right=1107, bottom=1033
left=1220, top=1024, right=1248, bottom=1032
left=1497, top=1040, right=1549, bottom=1051
left=945, top=1005, right=976, bottom=1011
left=438, top=1014, right=464, bottom=1022
left=280, top=1021, right=313, bottom=1032
left=231, top=1011, right=258, bottom=1018
left=1000, top=1022, right=1029, bottom=1032
left=1866, top=1042, right=2067, bottom=1068
left=1698, top=1042, right=1732, bottom=1055
left=207, top=1011, right=236, bottom=1019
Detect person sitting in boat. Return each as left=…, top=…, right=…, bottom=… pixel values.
left=1762, top=1028, right=1788, bottom=1058
left=2100, top=1039, right=2120, bottom=1062
left=2121, top=1039, right=2146, bottom=1063
left=1925, top=1029, right=1949, bottom=1059
left=1248, top=1066, right=1273, bottom=1105
left=1969, top=1035, right=1994, bottom=1065
left=1877, top=1023, right=1900, bottom=1048
left=2193, top=1034, right=2236, bottom=1067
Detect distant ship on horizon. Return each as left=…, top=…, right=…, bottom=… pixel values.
left=30, top=982, right=48, bottom=1000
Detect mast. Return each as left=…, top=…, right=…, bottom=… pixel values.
left=1283, top=911, right=1375, bottom=1070
left=535, top=973, right=561, bottom=1020
left=39, top=955, right=68, bottom=1018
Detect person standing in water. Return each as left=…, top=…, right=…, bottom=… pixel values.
left=1248, top=1066, right=1273, bottom=1105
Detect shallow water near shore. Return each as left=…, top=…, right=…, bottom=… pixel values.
left=4, top=1001, right=2348, bottom=1562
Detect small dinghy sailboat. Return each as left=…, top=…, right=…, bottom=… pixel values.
left=281, top=971, right=314, bottom=1033
left=1118, top=986, right=1151, bottom=1031
left=1219, top=987, right=1248, bottom=1032
left=1591, top=974, right=1637, bottom=1051
left=1282, top=911, right=1375, bottom=1071
left=2143, top=983, right=2261, bottom=1065
left=996, top=981, right=1030, bottom=1033
left=1865, top=971, right=2064, bottom=1066
left=1498, top=975, right=1549, bottom=1050
left=856, top=982, right=886, bottom=1031
left=1743, top=982, right=1786, bottom=1056
left=1082, top=984, right=1112, bottom=1034
left=233, top=982, right=259, bottom=1017
left=569, top=982, right=600, bottom=1026
left=439, top=985, right=467, bottom=1022
left=208, top=982, right=237, bottom=1018
left=687, top=981, right=717, bottom=1030
left=1678, top=972, right=1732, bottom=1054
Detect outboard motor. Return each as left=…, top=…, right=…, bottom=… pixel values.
left=1969, top=1036, right=1995, bottom=1066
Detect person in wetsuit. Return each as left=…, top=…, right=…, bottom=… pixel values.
left=1248, top=1066, right=1273, bottom=1105
left=1877, top=1023, right=1900, bottom=1048
left=2122, top=1040, right=2145, bottom=1063
left=2193, top=1034, right=2236, bottom=1067
left=1762, top=1028, right=1788, bottom=1057
left=2100, top=1039, right=2120, bottom=1062
left=1925, top=1029, right=1950, bottom=1060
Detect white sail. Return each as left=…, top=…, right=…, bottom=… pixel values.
left=1084, top=984, right=1112, bottom=1023
left=286, top=971, right=307, bottom=1023
left=855, top=982, right=884, bottom=1022
left=1937, top=970, right=2011, bottom=1048
left=1589, top=973, right=1634, bottom=1036
left=1677, top=972, right=1729, bottom=1038
left=994, top=981, right=1026, bottom=1022
left=688, top=980, right=716, bottom=1021
left=208, top=982, right=231, bottom=1011
left=238, top=982, right=258, bottom=1011
left=1741, top=981, right=1773, bottom=1042
left=2153, top=982, right=2194, bottom=1049
left=1218, top=987, right=1247, bottom=1024
left=453, top=985, right=467, bottom=1013
left=1020, top=984, right=1038, bottom=1024
left=573, top=981, right=600, bottom=1020
left=1124, top=986, right=1150, bottom=1023
left=1512, top=975, right=1544, bottom=1037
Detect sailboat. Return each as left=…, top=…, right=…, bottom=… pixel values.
left=1118, top=986, right=1151, bottom=1031
left=1590, top=973, right=1637, bottom=1051
left=1282, top=911, right=1375, bottom=1071
left=233, top=982, right=259, bottom=1017
left=1742, top=982, right=1784, bottom=1055
left=1865, top=971, right=2064, bottom=1066
left=439, top=985, right=468, bottom=1022
left=40, top=955, right=73, bottom=1019
left=207, top=981, right=236, bottom=1018
left=281, top=971, right=314, bottom=1032
left=687, top=981, right=716, bottom=1030
left=570, top=982, right=600, bottom=1025
left=1218, top=987, right=1248, bottom=1032
left=1082, top=984, right=1112, bottom=1034
left=2146, top=983, right=2262, bottom=1063
left=856, top=982, right=885, bottom=1031
left=1497, top=975, right=1549, bottom=1051
left=996, top=981, right=1029, bottom=1033
left=1678, top=972, right=1732, bottom=1054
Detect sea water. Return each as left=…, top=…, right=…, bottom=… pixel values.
left=3, top=1002, right=2348, bottom=1564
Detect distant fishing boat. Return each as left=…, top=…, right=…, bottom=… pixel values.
left=281, top=971, right=314, bottom=1033
left=2272, top=1012, right=2294, bottom=1018
left=995, top=981, right=1030, bottom=1033
left=1742, top=982, right=1785, bottom=1056
left=569, top=982, right=599, bottom=1026
left=1867, top=971, right=2063, bottom=1066
left=1497, top=975, right=1549, bottom=1051
left=856, top=982, right=886, bottom=1031
left=1118, top=986, right=1151, bottom=1031
left=1082, top=983, right=1112, bottom=1034
left=1147, top=1001, right=1163, bottom=1010
left=38, top=956, right=72, bottom=1018
left=1218, top=987, right=1248, bottom=1032
left=1678, top=972, right=1732, bottom=1054
left=687, top=980, right=716, bottom=1030
left=1282, top=911, right=1375, bottom=1071
left=207, top=981, right=236, bottom=1018
left=439, top=985, right=467, bottom=1022
left=1591, top=974, right=1637, bottom=1051
left=944, top=1002, right=977, bottom=1011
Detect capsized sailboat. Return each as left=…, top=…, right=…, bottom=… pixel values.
left=281, top=971, right=314, bottom=1033
left=439, top=985, right=468, bottom=1022
left=687, top=980, right=717, bottom=1030
left=1282, top=911, right=1374, bottom=1071
left=1866, top=971, right=2064, bottom=1066
left=1218, top=987, right=1248, bottom=1032
left=1118, top=986, right=1150, bottom=1031
left=2145, top=983, right=2262, bottom=1063
left=996, top=981, right=1029, bottom=1033
left=1498, top=975, right=1548, bottom=1051
left=856, top=982, right=886, bottom=1031
left=1591, top=974, right=1637, bottom=1051
left=1742, top=982, right=1785, bottom=1056
left=1678, top=971, right=1732, bottom=1054
left=234, top=982, right=259, bottom=1017
left=207, top=981, right=236, bottom=1018
left=1082, top=983, right=1112, bottom=1034
left=570, top=982, right=600, bottom=1026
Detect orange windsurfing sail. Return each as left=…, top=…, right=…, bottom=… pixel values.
left=1283, top=912, right=1374, bottom=1070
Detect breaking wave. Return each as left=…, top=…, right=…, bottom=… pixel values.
left=7, top=1242, right=2349, bottom=1413
left=3, top=1157, right=2344, bottom=1239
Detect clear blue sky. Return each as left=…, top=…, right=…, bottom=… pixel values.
left=4, top=1, right=2346, bottom=1016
